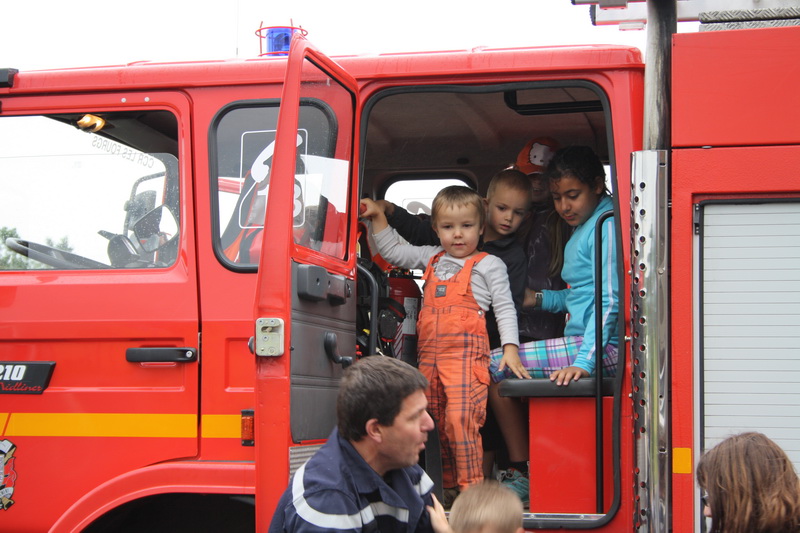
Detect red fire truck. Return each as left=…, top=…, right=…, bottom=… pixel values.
left=1, top=1, right=799, bottom=531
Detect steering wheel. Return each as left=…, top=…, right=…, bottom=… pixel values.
left=5, top=238, right=109, bottom=270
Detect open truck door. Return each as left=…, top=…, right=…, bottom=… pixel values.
left=251, top=36, right=360, bottom=527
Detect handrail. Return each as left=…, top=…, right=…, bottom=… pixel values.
left=594, top=210, right=614, bottom=513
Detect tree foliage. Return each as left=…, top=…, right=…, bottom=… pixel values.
left=0, top=227, right=73, bottom=270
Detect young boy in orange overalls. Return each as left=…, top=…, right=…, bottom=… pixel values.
left=360, top=186, right=524, bottom=502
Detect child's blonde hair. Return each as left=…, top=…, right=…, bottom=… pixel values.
left=449, top=481, right=523, bottom=533
left=486, top=169, right=532, bottom=208
left=431, top=185, right=485, bottom=229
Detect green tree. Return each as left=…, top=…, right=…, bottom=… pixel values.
left=0, top=227, right=30, bottom=270
left=0, top=227, right=73, bottom=270
left=45, top=236, right=73, bottom=253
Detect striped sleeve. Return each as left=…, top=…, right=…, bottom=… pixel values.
left=283, top=463, right=364, bottom=533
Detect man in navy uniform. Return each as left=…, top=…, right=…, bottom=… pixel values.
left=269, top=356, right=436, bottom=533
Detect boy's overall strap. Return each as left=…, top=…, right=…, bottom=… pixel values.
left=454, top=252, right=489, bottom=295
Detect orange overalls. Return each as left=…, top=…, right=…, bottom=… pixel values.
left=417, top=251, right=490, bottom=491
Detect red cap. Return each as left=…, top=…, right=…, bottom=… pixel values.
left=515, top=137, right=559, bottom=175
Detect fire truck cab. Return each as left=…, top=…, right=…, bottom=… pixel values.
left=0, top=39, right=638, bottom=531
left=1, top=3, right=800, bottom=531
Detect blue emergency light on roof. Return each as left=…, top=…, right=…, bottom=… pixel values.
left=255, top=24, right=308, bottom=57
left=267, top=28, right=292, bottom=55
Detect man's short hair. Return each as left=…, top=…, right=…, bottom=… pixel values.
left=337, top=356, right=429, bottom=441
left=449, top=481, right=523, bottom=533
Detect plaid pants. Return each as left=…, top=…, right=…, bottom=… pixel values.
left=418, top=252, right=489, bottom=491
left=488, top=335, right=618, bottom=382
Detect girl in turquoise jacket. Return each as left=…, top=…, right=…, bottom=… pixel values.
left=490, top=145, right=619, bottom=384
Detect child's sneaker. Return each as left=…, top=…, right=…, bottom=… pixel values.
left=500, top=468, right=529, bottom=507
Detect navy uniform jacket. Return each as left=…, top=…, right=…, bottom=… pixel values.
left=268, top=428, right=435, bottom=533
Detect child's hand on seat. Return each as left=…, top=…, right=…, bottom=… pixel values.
left=498, top=344, right=531, bottom=379
left=549, top=366, right=589, bottom=386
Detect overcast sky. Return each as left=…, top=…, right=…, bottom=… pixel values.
left=0, top=0, right=696, bottom=72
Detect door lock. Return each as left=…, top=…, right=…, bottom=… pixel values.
left=253, top=318, right=285, bottom=357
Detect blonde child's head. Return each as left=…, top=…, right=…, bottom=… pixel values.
left=430, top=185, right=485, bottom=229
left=484, top=169, right=532, bottom=241
left=449, top=481, right=524, bottom=533
left=430, top=186, right=485, bottom=259
left=486, top=169, right=532, bottom=203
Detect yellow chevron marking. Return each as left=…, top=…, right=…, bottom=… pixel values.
left=201, top=414, right=241, bottom=438
left=3, top=413, right=196, bottom=438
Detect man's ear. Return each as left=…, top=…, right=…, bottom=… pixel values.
left=364, top=418, right=383, bottom=444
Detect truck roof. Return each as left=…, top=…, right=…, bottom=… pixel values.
left=2, top=44, right=642, bottom=94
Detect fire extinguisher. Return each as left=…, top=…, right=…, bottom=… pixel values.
left=387, top=269, right=422, bottom=366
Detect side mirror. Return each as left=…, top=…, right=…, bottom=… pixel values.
left=133, top=206, right=179, bottom=253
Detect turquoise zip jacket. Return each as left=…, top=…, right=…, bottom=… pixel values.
left=541, top=195, right=618, bottom=374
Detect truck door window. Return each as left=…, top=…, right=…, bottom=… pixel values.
left=0, top=112, right=180, bottom=270
left=213, top=82, right=351, bottom=267
left=214, top=104, right=281, bottom=266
